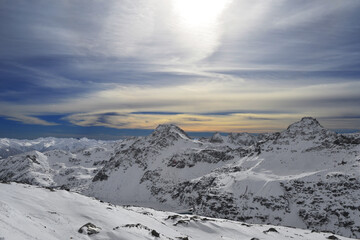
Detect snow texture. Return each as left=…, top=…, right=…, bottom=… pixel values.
left=0, top=182, right=353, bottom=240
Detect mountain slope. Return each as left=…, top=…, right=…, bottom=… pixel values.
left=163, top=118, right=360, bottom=238
left=0, top=117, right=359, bottom=238
left=85, top=124, right=251, bottom=208
left=0, top=182, right=353, bottom=240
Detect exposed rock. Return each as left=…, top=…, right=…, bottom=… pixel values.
left=78, top=222, right=101, bottom=235
left=151, top=229, right=160, bottom=237
left=263, top=227, right=278, bottom=233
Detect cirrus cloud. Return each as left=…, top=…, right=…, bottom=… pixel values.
left=1, top=0, right=360, bottom=136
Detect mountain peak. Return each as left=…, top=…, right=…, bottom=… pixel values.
left=210, top=132, right=224, bottom=143
left=153, top=124, right=190, bottom=140
left=285, top=117, right=325, bottom=135
left=300, top=116, right=320, bottom=124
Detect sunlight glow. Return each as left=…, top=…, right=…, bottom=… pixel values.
left=172, top=0, right=231, bottom=28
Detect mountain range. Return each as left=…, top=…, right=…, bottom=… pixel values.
left=0, top=117, right=359, bottom=238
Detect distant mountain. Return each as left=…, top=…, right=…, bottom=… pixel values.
left=0, top=137, right=120, bottom=159
left=0, top=117, right=359, bottom=238
left=0, top=145, right=116, bottom=191
left=0, top=182, right=352, bottom=240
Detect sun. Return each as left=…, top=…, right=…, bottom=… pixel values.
left=172, top=0, right=231, bottom=28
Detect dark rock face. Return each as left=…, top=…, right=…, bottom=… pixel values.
left=334, top=135, right=360, bottom=145
left=26, top=155, right=40, bottom=164
left=92, top=169, right=109, bottom=182
left=327, top=235, right=339, bottom=240
left=162, top=171, right=360, bottom=237
left=167, top=149, right=234, bottom=168
left=151, top=229, right=160, bottom=237
left=282, top=177, right=360, bottom=237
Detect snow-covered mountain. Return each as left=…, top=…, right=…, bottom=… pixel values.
left=168, top=117, right=360, bottom=237
left=83, top=118, right=360, bottom=238
left=0, top=137, right=120, bottom=159
left=0, top=146, right=116, bottom=191
left=0, top=182, right=352, bottom=240
left=0, top=117, right=359, bottom=238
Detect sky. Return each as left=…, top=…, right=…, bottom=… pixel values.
left=1, top=0, right=360, bottom=139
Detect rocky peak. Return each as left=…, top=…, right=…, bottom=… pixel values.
left=210, top=132, right=224, bottom=143
left=285, top=117, right=324, bottom=134
left=275, top=117, right=337, bottom=143
left=151, top=124, right=190, bottom=141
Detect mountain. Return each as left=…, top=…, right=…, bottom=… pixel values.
left=0, top=117, right=359, bottom=238
left=208, top=132, right=259, bottom=146
left=86, top=117, right=360, bottom=238
left=0, top=146, right=116, bottom=191
left=0, top=137, right=120, bottom=159
left=85, top=123, right=254, bottom=209
left=168, top=117, right=360, bottom=238
left=0, top=182, right=352, bottom=240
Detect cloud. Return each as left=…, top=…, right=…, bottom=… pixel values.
left=1, top=1, right=360, bottom=133
left=64, top=112, right=130, bottom=128
left=206, top=0, right=360, bottom=71
left=131, top=111, right=184, bottom=115
left=2, top=0, right=360, bottom=69
left=4, top=115, right=58, bottom=126
left=63, top=111, right=292, bottom=132
left=200, top=110, right=293, bottom=116
left=1, top=78, right=360, bottom=131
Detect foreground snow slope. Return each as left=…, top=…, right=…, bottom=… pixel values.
left=0, top=183, right=354, bottom=240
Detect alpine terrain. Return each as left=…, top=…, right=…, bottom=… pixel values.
left=0, top=117, right=359, bottom=239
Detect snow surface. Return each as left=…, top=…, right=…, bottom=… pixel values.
left=0, top=182, right=354, bottom=240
